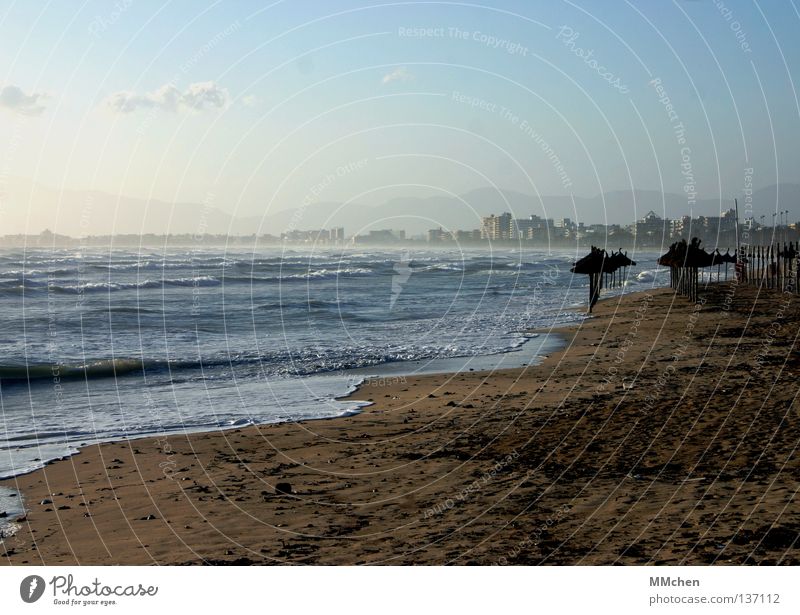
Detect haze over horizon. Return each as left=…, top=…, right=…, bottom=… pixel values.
left=1, top=1, right=799, bottom=235
left=3, top=176, right=800, bottom=238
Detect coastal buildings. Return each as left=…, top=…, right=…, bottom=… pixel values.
left=513, top=215, right=551, bottom=239
left=426, top=206, right=781, bottom=248
left=1, top=208, right=793, bottom=249
left=481, top=213, right=513, bottom=240
left=554, top=217, right=576, bottom=236
left=633, top=210, right=670, bottom=243
left=670, top=215, right=693, bottom=238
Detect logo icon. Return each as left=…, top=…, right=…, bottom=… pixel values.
left=390, top=250, right=413, bottom=310
left=20, top=575, right=45, bottom=603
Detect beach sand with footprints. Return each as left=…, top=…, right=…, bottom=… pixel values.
left=1, top=283, right=798, bottom=565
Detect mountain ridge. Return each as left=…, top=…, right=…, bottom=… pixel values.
left=2, top=176, right=796, bottom=237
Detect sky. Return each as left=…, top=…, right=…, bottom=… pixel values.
left=1, top=0, right=799, bottom=231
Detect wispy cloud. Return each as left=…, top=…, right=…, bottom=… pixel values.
left=0, top=84, right=47, bottom=116
left=382, top=67, right=413, bottom=85
left=104, top=81, right=229, bottom=114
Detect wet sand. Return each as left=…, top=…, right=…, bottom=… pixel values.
left=2, top=283, right=799, bottom=565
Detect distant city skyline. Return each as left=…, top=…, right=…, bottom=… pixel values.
left=1, top=1, right=799, bottom=236
left=5, top=201, right=798, bottom=251
left=0, top=175, right=797, bottom=238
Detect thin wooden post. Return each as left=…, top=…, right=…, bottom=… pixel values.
left=771, top=245, right=776, bottom=289
left=796, top=242, right=799, bottom=294
left=757, top=245, right=760, bottom=285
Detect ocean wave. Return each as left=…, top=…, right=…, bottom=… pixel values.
left=3, top=333, right=542, bottom=384
left=253, top=299, right=351, bottom=311
left=0, top=276, right=221, bottom=294
left=60, top=276, right=221, bottom=293
left=0, top=268, right=379, bottom=297
left=0, top=358, right=149, bottom=382
left=224, top=267, right=374, bottom=282
left=0, top=268, right=78, bottom=277
left=475, top=268, right=521, bottom=277
left=89, top=261, right=169, bottom=272
left=237, top=258, right=368, bottom=269
left=97, top=306, right=163, bottom=315
left=278, top=267, right=373, bottom=280
left=635, top=269, right=661, bottom=284
left=417, top=263, right=464, bottom=272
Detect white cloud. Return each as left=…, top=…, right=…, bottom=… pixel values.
left=0, top=84, right=47, bottom=116
left=104, top=81, right=229, bottom=114
left=242, top=94, right=258, bottom=107
left=382, top=67, right=413, bottom=85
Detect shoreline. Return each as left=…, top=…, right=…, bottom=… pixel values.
left=0, top=326, right=569, bottom=538
left=2, top=284, right=798, bottom=564
left=0, top=315, right=570, bottom=484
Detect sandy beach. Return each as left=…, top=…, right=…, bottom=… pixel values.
left=1, top=282, right=798, bottom=565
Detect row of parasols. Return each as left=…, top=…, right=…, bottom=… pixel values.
left=570, top=247, right=636, bottom=312
left=656, top=238, right=737, bottom=303
left=571, top=238, right=800, bottom=312
left=570, top=238, right=738, bottom=311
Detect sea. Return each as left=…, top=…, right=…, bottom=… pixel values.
left=0, top=246, right=662, bottom=534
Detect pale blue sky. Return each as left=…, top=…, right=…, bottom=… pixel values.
left=1, top=0, right=798, bottom=225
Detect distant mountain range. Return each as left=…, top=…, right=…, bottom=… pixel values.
left=2, top=176, right=798, bottom=237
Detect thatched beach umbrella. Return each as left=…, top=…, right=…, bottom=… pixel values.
left=571, top=246, right=607, bottom=313
left=571, top=246, right=636, bottom=312
left=605, top=250, right=636, bottom=288
left=658, top=238, right=715, bottom=301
